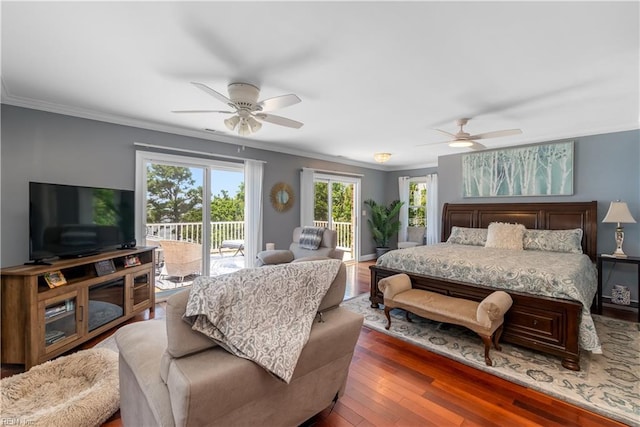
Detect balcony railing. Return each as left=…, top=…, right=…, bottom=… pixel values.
left=146, top=221, right=353, bottom=254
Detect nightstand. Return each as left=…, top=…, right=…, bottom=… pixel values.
left=596, top=254, right=640, bottom=322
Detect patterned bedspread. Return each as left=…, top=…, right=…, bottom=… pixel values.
left=377, top=244, right=602, bottom=352
left=184, top=259, right=341, bottom=383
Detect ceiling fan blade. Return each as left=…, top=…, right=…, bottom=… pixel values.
left=469, top=129, right=522, bottom=140
left=416, top=140, right=450, bottom=147
left=171, top=110, right=234, bottom=114
left=255, top=113, right=303, bottom=129
left=257, top=94, right=302, bottom=112
left=434, top=129, right=457, bottom=138
left=191, top=82, right=235, bottom=107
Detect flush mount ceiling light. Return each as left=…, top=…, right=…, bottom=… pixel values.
left=373, top=152, right=392, bottom=163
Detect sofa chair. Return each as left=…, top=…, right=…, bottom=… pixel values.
left=115, top=262, right=364, bottom=427
left=397, top=226, right=426, bottom=249
left=255, top=227, right=344, bottom=266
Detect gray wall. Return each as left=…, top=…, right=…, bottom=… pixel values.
left=3, top=105, right=638, bottom=303
left=435, top=131, right=640, bottom=302
left=1, top=105, right=387, bottom=266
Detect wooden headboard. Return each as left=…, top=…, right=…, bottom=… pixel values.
left=441, top=201, right=598, bottom=262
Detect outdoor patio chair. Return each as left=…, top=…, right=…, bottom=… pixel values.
left=158, top=240, right=202, bottom=282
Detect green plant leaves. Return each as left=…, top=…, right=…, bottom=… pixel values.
left=364, top=199, right=403, bottom=248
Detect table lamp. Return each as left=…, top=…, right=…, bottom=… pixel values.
left=602, top=200, right=636, bottom=258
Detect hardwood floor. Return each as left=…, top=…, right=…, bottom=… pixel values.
left=2, top=261, right=633, bottom=427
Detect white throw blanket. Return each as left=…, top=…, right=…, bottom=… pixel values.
left=184, top=259, right=341, bottom=383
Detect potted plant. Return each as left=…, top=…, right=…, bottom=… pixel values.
left=364, top=199, right=404, bottom=258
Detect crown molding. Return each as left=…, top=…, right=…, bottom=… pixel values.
left=0, top=93, right=387, bottom=171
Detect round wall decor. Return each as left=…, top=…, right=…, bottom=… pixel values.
left=270, top=182, right=294, bottom=212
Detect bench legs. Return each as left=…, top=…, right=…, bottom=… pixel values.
left=479, top=324, right=505, bottom=366
left=383, top=307, right=505, bottom=367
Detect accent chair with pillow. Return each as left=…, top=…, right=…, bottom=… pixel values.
left=256, top=226, right=344, bottom=266
left=397, top=226, right=426, bottom=249
left=115, top=261, right=363, bottom=427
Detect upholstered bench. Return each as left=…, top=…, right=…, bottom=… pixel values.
left=378, top=273, right=513, bottom=366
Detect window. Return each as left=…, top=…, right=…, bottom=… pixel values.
left=408, top=180, right=427, bottom=227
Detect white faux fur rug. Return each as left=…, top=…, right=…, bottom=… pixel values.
left=0, top=348, right=119, bottom=427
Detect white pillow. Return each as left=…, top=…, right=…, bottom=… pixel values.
left=485, top=222, right=526, bottom=250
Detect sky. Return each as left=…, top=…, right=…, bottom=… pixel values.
left=191, top=168, right=244, bottom=197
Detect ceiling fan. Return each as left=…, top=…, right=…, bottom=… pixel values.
left=172, top=82, right=303, bottom=136
left=423, top=118, right=522, bottom=150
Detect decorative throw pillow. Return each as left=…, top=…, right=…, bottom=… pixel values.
left=299, top=226, right=325, bottom=250
left=484, top=222, right=526, bottom=250
left=446, top=227, right=488, bottom=246
left=523, top=229, right=583, bottom=254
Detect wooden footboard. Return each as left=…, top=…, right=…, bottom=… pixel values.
left=370, top=265, right=582, bottom=371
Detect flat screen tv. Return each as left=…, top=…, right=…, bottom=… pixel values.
left=29, top=182, right=135, bottom=262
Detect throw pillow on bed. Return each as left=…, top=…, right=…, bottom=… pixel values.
left=446, top=227, right=488, bottom=246
left=523, top=228, right=583, bottom=254
left=485, top=222, right=526, bottom=250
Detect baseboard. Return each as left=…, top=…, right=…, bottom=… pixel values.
left=360, top=253, right=377, bottom=261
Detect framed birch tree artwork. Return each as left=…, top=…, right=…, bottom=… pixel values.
left=462, top=141, right=573, bottom=197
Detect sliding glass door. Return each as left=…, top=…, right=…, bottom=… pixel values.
left=313, top=174, right=359, bottom=262
left=135, top=151, right=244, bottom=298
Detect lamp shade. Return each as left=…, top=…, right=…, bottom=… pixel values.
left=224, top=116, right=240, bottom=131
left=247, top=117, right=262, bottom=133
left=237, top=119, right=251, bottom=136
left=603, top=201, right=636, bottom=224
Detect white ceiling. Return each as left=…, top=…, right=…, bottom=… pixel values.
left=2, top=1, right=638, bottom=170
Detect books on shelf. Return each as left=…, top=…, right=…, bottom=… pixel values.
left=45, top=300, right=75, bottom=319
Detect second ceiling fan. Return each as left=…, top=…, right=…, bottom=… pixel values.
left=173, top=82, right=303, bottom=136
left=425, top=118, right=522, bottom=150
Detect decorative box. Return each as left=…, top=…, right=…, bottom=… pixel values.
left=611, top=285, right=631, bottom=306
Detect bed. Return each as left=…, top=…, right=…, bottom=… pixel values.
left=369, top=201, right=599, bottom=371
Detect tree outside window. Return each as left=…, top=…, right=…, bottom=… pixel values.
left=408, top=181, right=427, bottom=227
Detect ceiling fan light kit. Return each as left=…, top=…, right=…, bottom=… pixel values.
left=448, top=140, right=474, bottom=148
left=173, top=82, right=303, bottom=137
left=424, top=118, right=523, bottom=151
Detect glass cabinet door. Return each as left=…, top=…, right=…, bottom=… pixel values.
left=40, top=291, right=81, bottom=353
left=132, top=272, right=152, bottom=311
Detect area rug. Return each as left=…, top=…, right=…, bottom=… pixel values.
left=342, top=294, right=639, bottom=427
left=0, top=348, right=119, bottom=427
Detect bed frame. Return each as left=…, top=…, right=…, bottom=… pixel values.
left=370, top=201, right=598, bottom=371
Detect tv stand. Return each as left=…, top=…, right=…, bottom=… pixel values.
left=2, top=247, right=155, bottom=369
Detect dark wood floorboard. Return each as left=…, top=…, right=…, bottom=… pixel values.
left=2, top=261, right=633, bottom=427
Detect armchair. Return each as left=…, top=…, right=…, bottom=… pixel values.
left=256, top=227, right=344, bottom=266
